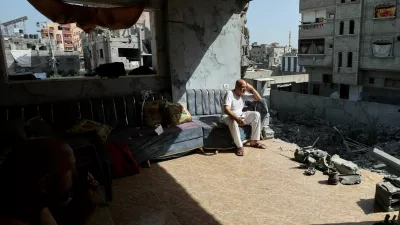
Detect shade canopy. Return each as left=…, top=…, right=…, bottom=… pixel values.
left=27, top=0, right=145, bottom=33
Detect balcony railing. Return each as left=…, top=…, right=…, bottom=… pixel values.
left=64, top=43, right=73, bottom=48
left=63, top=30, right=72, bottom=35
left=299, top=23, right=325, bottom=30
left=63, top=37, right=72, bottom=41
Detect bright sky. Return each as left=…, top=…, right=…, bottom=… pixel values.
left=247, top=0, right=300, bottom=47
left=0, top=0, right=300, bottom=47
left=0, top=0, right=48, bottom=35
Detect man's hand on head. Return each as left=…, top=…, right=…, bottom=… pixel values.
left=246, top=82, right=254, bottom=91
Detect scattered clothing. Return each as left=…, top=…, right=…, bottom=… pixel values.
left=10, top=50, right=32, bottom=67
left=128, top=66, right=156, bottom=75
left=95, top=62, right=126, bottom=78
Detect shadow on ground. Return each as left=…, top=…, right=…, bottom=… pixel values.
left=107, top=156, right=222, bottom=225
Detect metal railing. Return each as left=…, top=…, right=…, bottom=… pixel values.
left=299, top=23, right=325, bottom=30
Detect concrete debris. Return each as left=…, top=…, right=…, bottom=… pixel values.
left=272, top=111, right=400, bottom=175
left=375, top=181, right=400, bottom=212
left=339, top=174, right=361, bottom=185
left=330, top=154, right=360, bottom=175
left=294, top=146, right=361, bottom=185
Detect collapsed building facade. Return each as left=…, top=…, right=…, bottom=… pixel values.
left=81, top=12, right=155, bottom=73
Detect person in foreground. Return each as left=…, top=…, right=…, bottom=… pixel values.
left=222, top=79, right=267, bottom=156
left=0, top=138, right=76, bottom=225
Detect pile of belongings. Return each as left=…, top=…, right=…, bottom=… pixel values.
left=375, top=176, right=400, bottom=212
left=294, top=145, right=361, bottom=185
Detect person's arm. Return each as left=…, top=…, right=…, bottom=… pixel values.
left=224, top=105, right=245, bottom=126
left=246, top=82, right=261, bottom=101
left=39, top=208, right=58, bottom=225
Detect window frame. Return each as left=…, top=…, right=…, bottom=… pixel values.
left=349, top=20, right=355, bottom=34
left=339, top=21, right=344, bottom=35
left=0, top=9, right=161, bottom=83
left=347, top=52, right=353, bottom=67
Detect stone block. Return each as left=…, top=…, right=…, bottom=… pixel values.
left=375, top=181, right=400, bottom=212
left=331, top=154, right=360, bottom=175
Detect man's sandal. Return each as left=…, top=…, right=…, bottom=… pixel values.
left=250, top=142, right=266, bottom=149
left=236, top=147, right=244, bottom=156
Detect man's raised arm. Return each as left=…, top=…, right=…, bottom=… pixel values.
left=246, top=83, right=261, bottom=101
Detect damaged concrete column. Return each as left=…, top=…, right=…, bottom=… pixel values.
left=240, top=2, right=250, bottom=78
left=167, top=0, right=250, bottom=105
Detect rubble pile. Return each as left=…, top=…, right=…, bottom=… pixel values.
left=270, top=110, right=400, bottom=173
left=294, top=146, right=361, bottom=185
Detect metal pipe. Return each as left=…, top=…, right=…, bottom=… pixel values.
left=372, top=148, right=400, bottom=176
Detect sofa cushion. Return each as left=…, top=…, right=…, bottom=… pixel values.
left=108, top=122, right=203, bottom=164
left=143, top=100, right=167, bottom=128
left=165, top=102, right=192, bottom=127
left=67, top=120, right=112, bottom=143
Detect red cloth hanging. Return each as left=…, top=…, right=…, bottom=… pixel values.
left=27, top=0, right=145, bottom=33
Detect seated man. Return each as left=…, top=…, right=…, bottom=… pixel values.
left=222, top=79, right=266, bottom=156
left=0, top=138, right=76, bottom=225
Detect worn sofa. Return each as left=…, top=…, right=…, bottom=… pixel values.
left=0, top=92, right=203, bottom=164
left=186, top=89, right=273, bottom=149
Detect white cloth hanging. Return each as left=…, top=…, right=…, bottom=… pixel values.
left=10, top=50, right=32, bottom=67
left=372, top=43, right=391, bottom=57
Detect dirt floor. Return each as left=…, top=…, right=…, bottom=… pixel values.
left=87, top=138, right=398, bottom=225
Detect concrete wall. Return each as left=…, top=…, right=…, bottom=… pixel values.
left=168, top=0, right=246, bottom=104
left=271, top=90, right=400, bottom=127
left=5, top=50, right=80, bottom=75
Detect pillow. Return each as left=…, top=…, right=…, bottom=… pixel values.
left=25, top=116, right=53, bottom=138
left=142, top=100, right=167, bottom=128
left=66, top=120, right=112, bottom=143
left=165, top=102, right=192, bottom=127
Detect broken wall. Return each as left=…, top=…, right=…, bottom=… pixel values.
left=270, top=90, right=400, bottom=127
left=168, top=0, right=247, bottom=104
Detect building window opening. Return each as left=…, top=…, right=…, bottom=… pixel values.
left=340, top=84, right=350, bottom=99
left=312, top=84, right=320, bottom=95
left=338, top=52, right=343, bottom=67
left=0, top=1, right=157, bottom=81
left=349, top=20, right=355, bottom=34
left=323, top=74, right=333, bottom=83
left=369, top=78, right=375, bottom=84
left=347, top=52, right=353, bottom=67
left=375, top=3, right=396, bottom=19
left=299, top=39, right=325, bottom=54
left=99, top=49, right=104, bottom=58
left=341, top=0, right=346, bottom=3
left=385, top=79, right=400, bottom=88
left=339, top=21, right=344, bottom=35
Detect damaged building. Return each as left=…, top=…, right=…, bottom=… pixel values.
left=299, top=0, right=400, bottom=104
left=82, top=12, right=155, bottom=73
